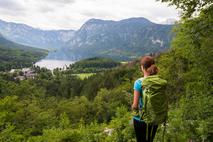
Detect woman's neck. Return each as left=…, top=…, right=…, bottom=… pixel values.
left=143, top=72, right=150, bottom=77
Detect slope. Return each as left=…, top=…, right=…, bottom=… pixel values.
left=0, top=34, right=48, bottom=71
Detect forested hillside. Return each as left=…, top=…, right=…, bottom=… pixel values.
left=0, top=0, right=212, bottom=142
left=0, top=34, right=48, bottom=71
left=155, top=0, right=213, bottom=141
left=66, top=57, right=121, bottom=73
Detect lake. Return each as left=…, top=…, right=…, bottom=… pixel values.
left=35, top=59, right=75, bottom=70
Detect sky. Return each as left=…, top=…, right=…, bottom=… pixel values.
left=0, top=0, right=180, bottom=30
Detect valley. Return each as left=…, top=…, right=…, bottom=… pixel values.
left=0, top=0, right=212, bottom=139
left=0, top=17, right=173, bottom=62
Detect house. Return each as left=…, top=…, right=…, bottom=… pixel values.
left=12, top=68, right=37, bottom=80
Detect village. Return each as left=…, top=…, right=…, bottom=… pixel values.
left=9, top=67, right=37, bottom=81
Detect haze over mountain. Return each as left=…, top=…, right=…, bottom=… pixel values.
left=0, top=17, right=173, bottom=61
left=0, top=19, right=75, bottom=49
left=48, top=17, right=173, bottom=60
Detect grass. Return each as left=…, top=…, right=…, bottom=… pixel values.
left=73, top=73, right=95, bottom=80
left=121, top=61, right=128, bottom=64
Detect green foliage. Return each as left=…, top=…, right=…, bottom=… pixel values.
left=66, top=57, right=121, bottom=74
left=0, top=123, right=24, bottom=142
left=159, top=0, right=213, bottom=18
left=106, top=107, right=135, bottom=142
left=0, top=36, right=47, bottom=71
left=156, top=3, right=213, bottom=141
left=0, top=57, right=137, bottom=141
left=93, top=88, right=131, bottom=123
left=0, top=1, right=212, bottom=141
left=72, top=73, right=95, bottom=80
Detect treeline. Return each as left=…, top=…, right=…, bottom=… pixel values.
left=0, top=62, right=140, bottom=142
left=0, top=0, right=212, bottom=141
left=66, top=57, right=121, bottom=73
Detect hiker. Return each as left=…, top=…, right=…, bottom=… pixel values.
left=132, top=55, right=168, bottom=142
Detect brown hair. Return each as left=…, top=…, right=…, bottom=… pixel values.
left=140, top=55, right=158, bottom=75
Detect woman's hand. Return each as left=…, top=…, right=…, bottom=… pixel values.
left=131, top=105, right=139, bottom=116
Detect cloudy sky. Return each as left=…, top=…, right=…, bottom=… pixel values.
left=0, top=0, right=180, bottom=30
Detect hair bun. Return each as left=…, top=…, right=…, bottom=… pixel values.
left=147, top=64, right=158, bottom=75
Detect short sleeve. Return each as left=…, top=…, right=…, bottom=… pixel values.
left=133, top=79, right=142, bottom=94
left=133, top=78, right=143, bottom=110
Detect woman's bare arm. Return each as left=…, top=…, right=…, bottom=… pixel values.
left=132, top=90, right=140, bottom=110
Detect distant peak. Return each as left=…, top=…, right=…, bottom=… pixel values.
left=119, top=17, right=151, bottom=24
left=85, top=18, right=113, bottom=25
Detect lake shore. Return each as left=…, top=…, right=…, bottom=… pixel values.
left=35, top=59, right=75, bottom=70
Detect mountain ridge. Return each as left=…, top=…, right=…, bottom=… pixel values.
left=0, top=17, right=174, bottom=61
left=0, top=19, right=75, bottom=49
left=58, top=17, right=173, bottom=61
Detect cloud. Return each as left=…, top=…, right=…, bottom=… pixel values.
left=0, top=0, right=26, bottom=11
left=45, top=0, right=76, bottom=4
left=37, top=5, right=55, bottom=13
left=0, top=0, right=180, bottom=30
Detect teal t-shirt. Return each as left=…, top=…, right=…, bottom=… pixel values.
left=133, top=78, right=144, bottom=121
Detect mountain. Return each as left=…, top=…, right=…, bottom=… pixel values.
left=49, top=17, right=173, bottom=61
left=0, top=19, right=75, bottom=49
left=0, top=34, right=48, bottom=71
left=0, top=17, right=174, bottom=61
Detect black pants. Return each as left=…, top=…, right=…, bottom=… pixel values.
left=133, top=119, right=158, bottom=142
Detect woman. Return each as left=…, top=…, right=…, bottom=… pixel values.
left=132, top=55, right=163, bottom=142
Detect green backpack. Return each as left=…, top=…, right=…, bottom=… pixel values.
left=141, top=75, right=168, bottom=125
